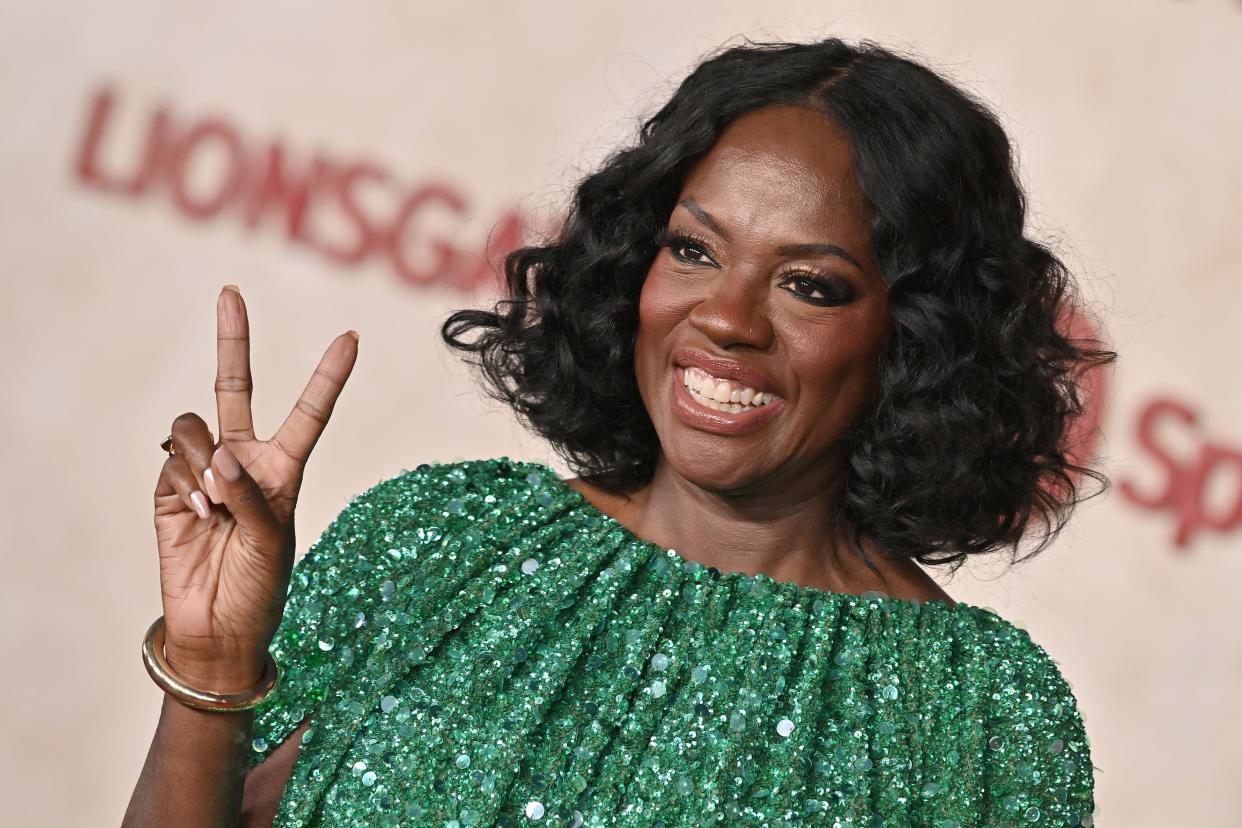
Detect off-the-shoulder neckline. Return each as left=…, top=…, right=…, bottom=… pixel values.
left=516, top=460, right=983, bottom=616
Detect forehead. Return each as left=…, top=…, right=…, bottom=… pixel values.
left=678, top=105, right=869, bottom=236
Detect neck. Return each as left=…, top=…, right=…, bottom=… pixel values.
left=604, top=454, right=894, bottom=596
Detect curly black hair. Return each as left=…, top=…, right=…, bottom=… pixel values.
left=441, top=37, right=1116, bottom=574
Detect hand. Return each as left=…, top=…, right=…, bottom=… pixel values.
left=152, top=285, right=358, bottom=692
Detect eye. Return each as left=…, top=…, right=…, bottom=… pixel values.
left=655, top=228, right=716, bottom=267
left=778, top=273, right=856, bottom=307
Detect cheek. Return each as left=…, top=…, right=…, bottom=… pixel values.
left=788, top=310, right=890, bottom=402
left=637, top=266, right=689, bottom=334
left=634, top=267, right=693, bottom=406
left=635, top=267, right=691, bottom=365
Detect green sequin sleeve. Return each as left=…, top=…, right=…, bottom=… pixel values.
left=979, top=623, right=1097, bottom=826
left=236, top=457, right=1103, bottom=826
left=244, top=464, right=454, bottom=768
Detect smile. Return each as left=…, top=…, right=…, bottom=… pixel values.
left=670, top=366, right=785, bottom=436
left=681, top=366, right=779, bottom=414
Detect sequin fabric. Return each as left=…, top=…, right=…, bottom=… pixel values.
left=248, top=458, right=1097, bottom=827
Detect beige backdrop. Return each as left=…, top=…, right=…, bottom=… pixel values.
left=3, top=1, right=1241, bottom=825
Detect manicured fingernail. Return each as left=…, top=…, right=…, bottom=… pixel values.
left=346, top=330, right=359, bottom=342
left=190, top=490, right=210, bottom=520
left=214, top=445, right=241, bottom=481
left=223, top=284, right=240, bottom=293
left=203, top=468, right=222, bottom=504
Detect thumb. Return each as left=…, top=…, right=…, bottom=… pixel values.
left=210, top=444, right=281, bottom=541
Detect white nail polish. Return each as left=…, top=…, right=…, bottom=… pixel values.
left=190, top=490, right=211, bottom=519
left=203, top=468, right=222, bottom=504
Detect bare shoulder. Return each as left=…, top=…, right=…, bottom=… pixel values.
left=898, top=563, right=957, bottom=605
left=864, top=542, right=958, bottom=606
left=562, top=475, right=643, bottom=524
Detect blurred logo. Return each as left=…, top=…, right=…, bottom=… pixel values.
left=72, top=86, right=531, bottom=293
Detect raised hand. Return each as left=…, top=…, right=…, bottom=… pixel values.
left=152, top=285, right=358, bottom=692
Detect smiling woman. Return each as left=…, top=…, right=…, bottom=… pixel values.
left=125, top=36, right=1112, bottom=828
left=634, top=106, right=892, bottom=522
left=436, top=36, right=1112, bottom=824
left=443, top=40, right=1114, bottom=582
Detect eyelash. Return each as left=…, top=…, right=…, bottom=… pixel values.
left=653, top=228, right=855, bottom=307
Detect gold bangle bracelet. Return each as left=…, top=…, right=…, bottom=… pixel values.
left=141, top=616, right=280, bottom=712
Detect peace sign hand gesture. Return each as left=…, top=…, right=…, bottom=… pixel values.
left=152, top=285, right=359, bottom=693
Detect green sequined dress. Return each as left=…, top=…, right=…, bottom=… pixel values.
left=247, top=458, right=1097, bottom=827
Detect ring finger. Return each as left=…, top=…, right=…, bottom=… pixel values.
left=161, top=454, right=212, bottom=520
left=169, top=413, right=220, bottom=504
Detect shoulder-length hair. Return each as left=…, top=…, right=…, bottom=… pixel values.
left=442, top=37, right=1116, bottom=573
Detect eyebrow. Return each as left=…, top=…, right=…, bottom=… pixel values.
left=677, top=197, right=864, bottom=272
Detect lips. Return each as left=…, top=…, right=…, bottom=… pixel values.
left=667, top=349, right=785, bottom=436
left=672, top=347, right=779, bottom=396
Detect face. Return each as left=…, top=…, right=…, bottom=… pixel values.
left=634, top=104, right=891, bottom=497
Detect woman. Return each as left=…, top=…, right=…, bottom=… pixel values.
left=124, top=38, right=1111, bottom=827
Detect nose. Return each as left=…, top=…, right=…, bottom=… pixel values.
left=686, top=269, right=774, bottom=351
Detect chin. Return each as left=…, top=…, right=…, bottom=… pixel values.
left=658, top=432, right=769, bottom=493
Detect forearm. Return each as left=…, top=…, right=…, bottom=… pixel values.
left=122, top=695, right=252, bottom=828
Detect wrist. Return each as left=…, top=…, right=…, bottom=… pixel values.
left=163, top=649, right=270, bottom=695
left=143, top=617, right=280, bottom=710
left=162, top=631, right=273, bottom=694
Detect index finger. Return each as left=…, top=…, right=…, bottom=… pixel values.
left=215, top=285, right=256, bottom=441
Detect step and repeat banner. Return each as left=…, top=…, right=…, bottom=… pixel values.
left=3, top=2, right=1240, bottom=825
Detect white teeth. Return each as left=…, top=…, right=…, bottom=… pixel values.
left=681, top=366, right=778, bottom=414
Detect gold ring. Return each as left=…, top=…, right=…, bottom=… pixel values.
left=161, top=435, right=177, bottom=455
